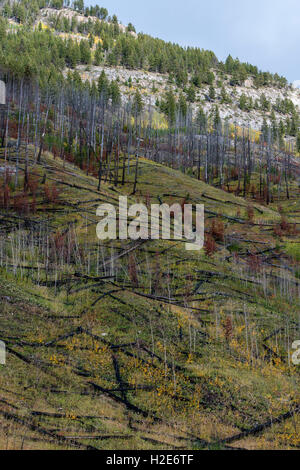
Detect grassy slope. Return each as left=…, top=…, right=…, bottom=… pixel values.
left=0, top=147, right=299, bottom=450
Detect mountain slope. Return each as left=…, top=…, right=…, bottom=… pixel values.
left=0, top=0, right=299, bottom=452
left=1, top=2, right=300, bottom=135
left=0, top=145, right=299, bottom=450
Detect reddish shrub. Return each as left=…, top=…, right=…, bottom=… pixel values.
left=0, top=184, right=11, bottom=209
left=274, top=216, right=297, bottom=237
left=280, top=216, right=290, bottom=232
left=54, top=231, right=66, bottom=254
left=204, top=234, right=217, bottom=257
left=50, top=230, right=75, bottom=263
left=273, top=224, right=283, bottom=237
left=210, top=218, right=225, bottom=242
left=247, top=253, right=261, bottom=273
left=230, top=168, right=238, bottom=180
left=28, top=174, right=39, bottom=196
left=223, top=316, right=233, bottom=343
left=44, top=183, right=60, bottom=204
left=270, top=174, right=280, bottom=185
left=3, top=184, right=10, bottom=209
left=13, top=192, right=30, bottom=215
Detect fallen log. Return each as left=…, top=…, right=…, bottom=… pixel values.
left=0, top=408, right=98, bottom=450
left=217, top=406, right=300, bottom=445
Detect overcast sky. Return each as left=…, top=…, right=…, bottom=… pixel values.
left=86, top=0, right=299, bottom=83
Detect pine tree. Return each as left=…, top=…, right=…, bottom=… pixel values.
left=290, top=113, right=298, bottom=137
left=67, top=41, right=80, bottom=68
left=80, top=40, right=91, bottom=65
left=94, top=45, right=103, bottom=66
left=209, top=85, right=216, bottom=101
left=110, top=80, right=121, bottom=107
left=196, top=106, right=207, bottom=131
left=186, top=85, right=196, bottom=103
left=271, top=110, right=277, bottom=140
left=260, top=94, right=270, bottom=112
left=127, top=23, right=136, bottom=33
left=97, top=71, right=110, bottom=103
left=160, top=89, right=176, bottom=124
left=261, top=118, right=269, bottom=143
left=178, top=93, right=187, bottom=118
left=213, top=106, right=221, bottom=130
left=133, top=90, right=143, bottom=115
left=74, top=0, right=84, bottom=13
left=278, top=120, right=285, bottom=149
left=220, top=86, right=231, bottom=104
left=239, top=93, right=248, bottom=111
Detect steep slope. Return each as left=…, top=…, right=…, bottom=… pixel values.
left=0, top=145, right=299, bottom=450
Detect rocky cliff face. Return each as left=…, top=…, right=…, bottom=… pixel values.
left=39, top=7, right=137, bottom=37
left=76, top=65, right=300, bottom=131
